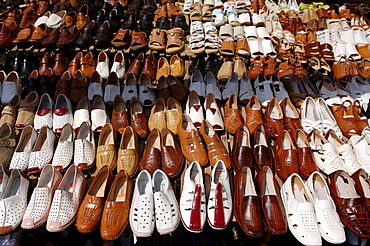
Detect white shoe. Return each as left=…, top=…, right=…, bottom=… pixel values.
left=52, top=123, right=75, bottom=172
left=308, top=129, right=345, bottom=175
left=9, top=126, right=37, bottom=171
left=305, top=171, right=346, bottom=244
left=280, top=173, right=322, bottom=246
left=180, top=161, right=206, bottom=233
left=34, top=11, right=51, bottom=27
left=53, top=94, right=73, bottom=133
left=34, top=93, right=54, bottom=132
left=46, top=165, right=86, bottom=232
left=96, top=51, right=110, bottom=80
left=300, top=97, right=323, bottom=134
left=186, top=90, right=204, bottom=128
left=0, top=169, right=29, bottom=234
left=74, top=122, right=95, bottom=170
left=207, top=160, right=232, bottom=230
left=45, top=10, right=66, bottom=29
left=204, top=94, right=224, bottom=131
left=22, top=165, right=62, bottom=229
left=0, top=165, right=8, bottom=198
left=239, top=12, right=251, bottom=25
left=316, top=97, right=343, bottom=138
left=73, top=96, right=91, bottom=130
left=129, top=170, right=155, bottom=237
left=110, top=51, right=125, bottom=80
left=28, top=126, right=57, bottom=174
left=252, top=13, right=264, bottom=26
left=152, top=170, right=180, bottom=235
left=91, top=95, right=110, bottom=132
left=325, top=129, right=361, bottom=175
left=349, top=133, right=370, bottom=174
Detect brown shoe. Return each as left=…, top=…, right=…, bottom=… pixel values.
left=130, top=31, right=148, bottom=53
left=231, top=125, right=253, bottom=172
left=280, top=97, right=302, bottom=139
left=100, top=170, right=133, bottom=241
left=70, top=70, right=88, bottom=103
left=80, top=51, right=95, bottom=78
left=234, top=166, right=263, bottom=238
left=13, top=25, right=33, bottom=44
left=248, top=56, right=263, bottom=80
left=111, top=95, right=129, bottom=133
left=4, top=9, right=22, bottom=28
left=253, top=124, right=274, bottom=172
left=264, top=98, right=284, bottom=139
left=76, top=4, right=90, bottom=30
left=245, top=95, right=264, bottom=133
left=199, top=119, right=231, bottom=168
left=140, top=128, right=161, bottom=175
left=224, top=94, right=243, bottom=134
left=274, top=130, right=299, bottom=181
left=142, top=53, right=157, bottom=81
left=256, top=166, right=288, bottom=235
left=177, top=114, right=208, bottom=166
left=15, top=91, right=40, bottom=129
left=29, top=24, right=48, bottom=44
left=36, top=1, right=49, bottom=16
left=19, top=9, right=36, bottom=30
left=52, top=53, right=69, bottom=76
left=161, top=128, right=184, bottom=179
left=38, top=52, right=53, bottom=76
left=41, top=27, right=60, bottom=47
left=56, top=25, right=78, bottom=48
left=68, top=52, right=83, bottom=76
left=125, top=53, right=144, bottom=78
left=54, top=71, right=71, bottom=100
left=168, top=75, right=188, bottom=103
left=331, top=100, right=361, bottom=138
left=64, top=11, right=76, bottom=28
left=0, top=22, right=18, bottom=48
left=130, top=96, right=149, bottom=138
left=117, top=126, right=139, bottom=177
left=76, top=166, right=114, bottom=234
left=96, top=123, right=117, bottom=171
left=111, top=28, right=130, bottom=50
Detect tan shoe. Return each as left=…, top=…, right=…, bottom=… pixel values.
left=224, top=94, right=243, bottom=135
left=156, top=57, right=170, bottom=81
left=117, top=126, right=139, bottom=177
left=177, top=114, right=208, bottom=166
left=199, top=119, right=231, bottom=169
left=233, top=56, right=247, bottom=80
left=15, top=91, right=40, bottom=129
left=217, top=60, right=234, bottom=82
left=96, top=123, right=117, bottom=171
left=0, top=95, right=21, bottom=128
left=166, top=97, right=182, bottom=134
left=245, top=95, right=264, bottom=133
left=170, top=55, right=185, bottom=77
left=148, top=98, right=167, bottom=131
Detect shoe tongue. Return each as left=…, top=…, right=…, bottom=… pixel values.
left=53, top=108, right=68, bottom=116
left=37, top=108, right=51, bottom=116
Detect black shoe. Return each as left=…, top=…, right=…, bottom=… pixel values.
left=173, top=14, right=188, bottom=32
left=75, top=20, right=96, bottom=48
left=204, top=54, right=219, bottom=76
left=95, top=9, right=107, bottom=27
left=156, top=16, right=170, bottom=30
left=112, top=1, right=124, bottom=16
left=19, top=52, right=36, bottom=80
left=122, top=14, right=137, bottom=30
left=108, top=9, right=121, bottom=33
left=140, top=14, right=153, bottom=32
left=189, top=54, right=205, bottom=75
left=7, top=51, right=22, bottom=74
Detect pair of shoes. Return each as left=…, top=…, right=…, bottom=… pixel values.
left=186, top=91, right=223, bottom=130
left=149, top=28, right=184, bottom=54
left=281, top=171, right=345, bottom=245
left=180, top=161, right=232, bottom=232
left=156, top=56, right=186, bottom=80
left=125, top=53, right=157, bottom=81
left=130, top=169, right=180, bottom=236
left=68, top=51, right=96, bottom=79
left=148, top=97, right=182, bottom=133
left=96, top=51, right=125, bottom=80
left=140, top=127, right=184, bottom=177
left=122, top=72, right=156, bottom=107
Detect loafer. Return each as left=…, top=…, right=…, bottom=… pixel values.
left=161, top=128, right=184, bottom=179
left=138, top=72, right=156, bottom=107
left=9, top=126, right=37, bottom=171
left=96, top=51, right=109, bottom=80
left=148, top=98, right=166, bottom=131
left=245, top=95, right=264, bottom=133
left=264, top=97, right=284, bottom=139
left=166, top=97, right=181, bottom=134
left=234, top=166, right=263, bottom=237
left=72, top=96, right=91, bottom=130
left=52, top=123, right=75, bottom=172
left=256, top=166, right=287, bottom=235
left=77, top=166, right=114, bottom=234
left=207, top=160, right=232, bottom=230
left=0, top=169, right=29, bottom=235
left=0, top=123, right=16, bottom=168
left=204, top=94, right=224, bottom=131
left=224, top=95, right=243, bottom=134
left=139, top=129, right=161, bottom=175
left=1, top=71, right=21, bottom=105
left=0, top=95, right=20, bottom=128
left=111, top=95, right=129, bottom=133
left=74, top=122, right=95, bottom=170
left=185, top=90, right=204, bottom=128
left=231, top=125, right=253, bottom=172
left=253, top=124, right=274, bottom=172
left=101, top=170, right=133, bottom=240
left=103, top=72, right=120, bottom=107
left=117, top=126, right=139, bottom=177
left=15, top=91, right=40, bottom=130
left=122, top=73, right=138, bottom=103
left=180, top=161, right=206, bottom=233
left=96, top=123, right=117, bottom=171
left=111, top=51, right=126, bottom=81
left=46, top=165, right=86, bottom=232
left=88, top=71, right=103, bottom=101
left=295, top=129, right=318, bottom=179
left=129, top=170, right=155, bottom=237
left=53, top=94, right=73, bottom=133
left=300, top=96, right=323, bottom=134
left=130, top=97, right=148, bottom=138
left=280, top=173, right=322, bottom=246
left=22, top=165, right=62, bottom=230
left=28, top=126, right=57, bottom=174
left=75, top=20, right=96, bottom=48
left=91, top=95, right=109, bottom=132
left=94, top=20, right=112, bottom=49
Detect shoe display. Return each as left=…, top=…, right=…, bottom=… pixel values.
left=2, top=0, right=370, bottom=243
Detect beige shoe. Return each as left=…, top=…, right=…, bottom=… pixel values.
left=170, top=55, right=186, bottom=77
left=233, top=57, right=247, bottom=80
left=117, top=126, right=139, bottom=177
left=148, top=98, right=167, bottom=131
left=217, top=60, right=234, bottom=82
left=0, top=95, right=21, bottom=127
left=15, top=91, right=40, bottom=129
left=96, top=123, right=117, bottom=171
left=156, top=57, right=170, bottom=81
left=166, top=97, right=182, bottom=134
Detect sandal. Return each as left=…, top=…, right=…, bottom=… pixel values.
left=130, top=31, right=148, bottom=53
left=236, top=39, right=250, bottom=56
left=149, top=28, right=166, bottom=51
left=359, top=58, right=370, bottom=79
left=277, top=38, right=292, bottom=61
left=190, top=20, right=204, bottom=34
left=205, top=35, right=221, bottom=53
left=248, top=56, right=263, bottom=79
left=166, top=28, right=185, bottom=54
left=202, top=5, right=212, bottom=21
left=294, top=42, right=307, bottom=63
left=320, top=43, right=334, bottom=62
left=305, top=41, right=321, bottom=57
left=190, top=3, right=202, bottom=21
left=219, top=24, right=234, bottom=39
left=248, top=39, right=264, bottom=58
left=263, top=55, right=277, bottom=78
left=220, top=38, right=235, bottom=56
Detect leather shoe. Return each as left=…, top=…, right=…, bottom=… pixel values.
left=139, top=128, right=161, bottom=175
left=75, top=20, right=96, bottom=48
left=94, top=20, right=113, bottom=49
left=231, top=125, right=253, bottom=172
